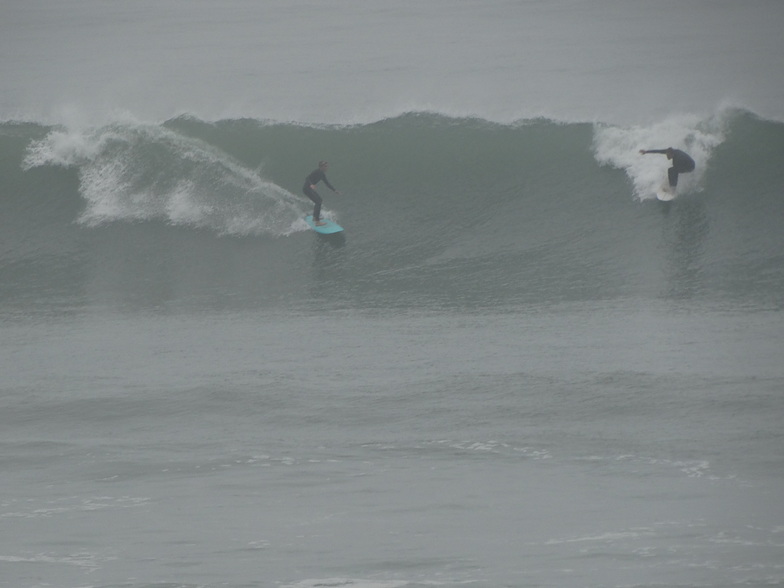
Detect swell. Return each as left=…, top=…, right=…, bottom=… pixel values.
left=1, top=109, right=782, bottom=312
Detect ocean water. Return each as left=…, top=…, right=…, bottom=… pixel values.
left=2, top=2, right=784, bottom=588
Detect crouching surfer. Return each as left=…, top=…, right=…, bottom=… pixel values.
left=639, top=147, right=695, bottom=192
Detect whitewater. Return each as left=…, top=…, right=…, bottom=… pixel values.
left=2, top=2, right=784, bottom=588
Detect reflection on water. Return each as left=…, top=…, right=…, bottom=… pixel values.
left=660, top=198, right=709, bottom=300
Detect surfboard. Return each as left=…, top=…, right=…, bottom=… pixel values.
left=656, top=183, right=676, bottom=201
left=305, top=215, right=344, bottom=234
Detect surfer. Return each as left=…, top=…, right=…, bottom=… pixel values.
left=303, top=161, right=341, bottom=226
left=639, top=147, right=695, bottom=191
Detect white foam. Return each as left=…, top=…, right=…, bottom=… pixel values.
left=544, top=529, right=653, bottom=545
left=592, top=111, right=728, bottom=200
left=23, top=122, right=306, bottom=237
left=0, top=551, right=106, bottom=570
left=282, top=580, right=410, bottom=588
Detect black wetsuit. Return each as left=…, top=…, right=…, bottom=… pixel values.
left=302, top=168, right=336, bottom=222
left=647, top=149, right=696, bottom=187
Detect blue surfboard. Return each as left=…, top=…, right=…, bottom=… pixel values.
left=305, top=215, right=344, bottom=234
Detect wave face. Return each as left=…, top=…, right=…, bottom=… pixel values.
left=2, top=109, right=783, bottom=313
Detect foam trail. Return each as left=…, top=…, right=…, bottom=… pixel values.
left=23, top=122, right=306, bottom=236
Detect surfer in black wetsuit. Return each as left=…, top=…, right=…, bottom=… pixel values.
left=639, top=147, right=695, bottom=190
left=303, top=161, right=341, bottom=226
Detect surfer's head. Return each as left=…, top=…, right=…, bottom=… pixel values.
left=665, top=147, right=675, bottom=159
left=318, top=160, right=329, bottom=169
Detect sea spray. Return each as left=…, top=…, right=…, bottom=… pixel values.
left=23, top=122, right=305, bottom=236
left=592, top=112, right=727, bottom=200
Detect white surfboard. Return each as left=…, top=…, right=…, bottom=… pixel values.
left=656, top=183, right=676, bottom=201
